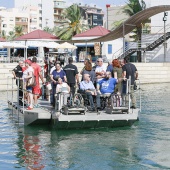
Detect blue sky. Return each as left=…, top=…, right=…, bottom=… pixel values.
left=0, top=0, right=126, bottom=10
left=0, top=0, right=14, bottom=8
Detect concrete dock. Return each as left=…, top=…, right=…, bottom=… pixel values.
left=1, top=62, right=170, bottom=91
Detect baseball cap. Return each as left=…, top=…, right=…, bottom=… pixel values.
left=24, top=59, right=32, bottom=65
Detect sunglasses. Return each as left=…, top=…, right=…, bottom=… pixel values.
left=97, top=61, right=102, bottom=62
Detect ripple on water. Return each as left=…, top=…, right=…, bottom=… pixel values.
left=0, top=84, right=170, bottom=169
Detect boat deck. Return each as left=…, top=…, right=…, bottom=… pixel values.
left=8, top=99, right=139, bottom=129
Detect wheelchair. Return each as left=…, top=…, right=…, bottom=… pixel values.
left=54, top=89, right=122, bottom=114
left=76, top=89, right=121, bottom=111
left=54, top=91, right=85, bottom=115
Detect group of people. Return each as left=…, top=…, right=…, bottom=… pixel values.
left=12, top=55, right=138, bottom=111
left=50, top=57, right=79, bottom=107
left=79, top=57, right=138, bottom=110
left=12, top=57, right=44, bottom=110
left=50, top=57, right=138, bottom=111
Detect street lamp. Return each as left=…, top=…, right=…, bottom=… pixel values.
left=106, top=4, right=110, bottom=30
left=163, top=11, right=168, bottom=62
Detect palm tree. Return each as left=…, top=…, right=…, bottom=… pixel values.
left=123, top=0, right=146, bottom=62
left=7, top=31, right=16, bottom=41
left=54, top=4, right=89, bottom=40
left=43, top=27, right=53, bottom=34
left=111, top=19, right=126, bottom=31
left=1, top=30, right=7, bottom=40
left=14, top=25, right=24, bottom=38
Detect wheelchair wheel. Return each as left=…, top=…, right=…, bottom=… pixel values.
left=110, top=93, right=120, bottom=107
left=100, top=97, right=106, bottom=110
left=73, top=93, right=84, bottom=107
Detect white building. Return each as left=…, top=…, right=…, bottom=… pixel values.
left=14, top=0, right=54, bottom=29
left=0, top=7, right=30, bottom=35
left=20, top=6, right=40, bottom=32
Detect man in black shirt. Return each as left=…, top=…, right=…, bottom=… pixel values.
left=12, top=60, right=24, bottom=106
left=63, top=57, right=79, bottom=95
left=122, top=58, right=138, bottom=109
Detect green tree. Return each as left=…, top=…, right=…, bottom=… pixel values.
left=7, top=31, right=16, bottom=41
left=14, top=25, right=24, bottom=37
left=43, top=27, right=53, bottom=34
left=1, top=30, right=7, bottom=40
left=123, top=0, right=146, bottom=62
left=54, top=4, right=89, bottom=40
left=111, top=19, right=126, bottom=31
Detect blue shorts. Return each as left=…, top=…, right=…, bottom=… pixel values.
left=26, top=86, right=32, bottom=93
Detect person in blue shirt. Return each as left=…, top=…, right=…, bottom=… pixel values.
left=97, top=71, right=118, bottom=94
left=80, top=74, right=101, bottom=111
left=50, top=63, right=67, bottom=107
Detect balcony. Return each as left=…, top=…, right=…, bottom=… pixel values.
left=15, top=21, right=28, bottom=25
left=54, top=4, right=65, bottom=9
left=86, top=9, right=104, bottom=15
left=54, top=12, right=62, bottom=16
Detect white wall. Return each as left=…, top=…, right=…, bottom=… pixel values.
left=41, top=0, right=54, bottom=28
left=14, top=0, right=54, bottom=29
left=0, top=8, right=29, bottom=35
left=72, top=38, right=123, bottom=62
left=102, top=38, right=123, bottom=61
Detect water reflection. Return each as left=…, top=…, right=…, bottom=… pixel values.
left=15, top=127, right=46, bottom=169
left=22, top=135, right=44, bottom=169
left=1, top=83, right=170, bottom=169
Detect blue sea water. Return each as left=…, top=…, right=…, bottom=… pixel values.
left=0, top=83, right=170, bottom=170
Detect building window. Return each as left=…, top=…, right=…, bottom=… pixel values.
left=93, top=15, right=97, bottom=19
left=98, top=15, right=102, bottom=20
left=97, top=9, right=101, bottom=13
left=108, top=44, right=112, bottom=54
left=3, top=24, right=7, bottom=28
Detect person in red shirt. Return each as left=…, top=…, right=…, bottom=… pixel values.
left=31, top=57, right=45, bottom=107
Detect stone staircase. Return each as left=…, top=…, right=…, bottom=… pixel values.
left=134, top=63, right=170, bottom=84
left=118, top=32, right=170, bottom=61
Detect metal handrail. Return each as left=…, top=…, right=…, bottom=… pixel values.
left=7, top=76, right=25, bottom=118
left=114, top=24, right=170, bottom=59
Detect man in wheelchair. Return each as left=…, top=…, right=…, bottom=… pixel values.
left=79, top=74, right=101, bottom=111
left=96, top=71, right=118, bottom=109
left=96, top=71, right=118, bottom=95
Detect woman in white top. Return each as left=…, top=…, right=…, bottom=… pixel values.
left=22, top=59, right=34, bottom=110
left=56, top=77, right=70, bottom=105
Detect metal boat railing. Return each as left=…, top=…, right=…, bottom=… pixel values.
left=7, top=76, right=25, bottom=122
left=125, top=77, right=141, bottom=112
left=7, top=75, right=141, bottom=117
